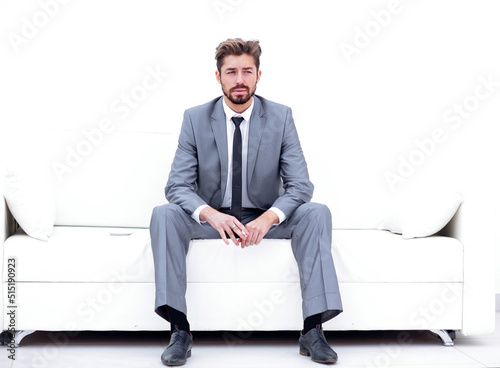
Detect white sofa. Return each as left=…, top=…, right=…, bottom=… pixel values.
left=1, top=128, right=496, bottom=347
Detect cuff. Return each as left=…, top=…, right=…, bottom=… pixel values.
left=192, top=204, right=209, bottom=224
left=269, top=207, right=286, bottom=224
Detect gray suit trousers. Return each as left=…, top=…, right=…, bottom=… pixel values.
left=149, top=202, right=343, bottom=324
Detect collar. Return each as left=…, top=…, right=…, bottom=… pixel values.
left=222, top=96, right=254, bottom=122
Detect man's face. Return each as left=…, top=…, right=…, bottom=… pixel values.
left=216, top=54, right=261, bottom=106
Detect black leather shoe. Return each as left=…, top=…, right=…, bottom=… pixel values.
left=161, top=326, right=193, bottom=366
left=299, top=326, right=338, bottom=364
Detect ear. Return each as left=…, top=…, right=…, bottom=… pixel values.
left=215, top=70, right=221, bottom=84
left=257, top=70, right=262, bottom=83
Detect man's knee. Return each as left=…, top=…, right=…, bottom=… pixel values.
left=151, top=203, right=184, bottom=221
left=151, top=203, right=186, bottom=225
left=299, top=202, right=332, bottom=222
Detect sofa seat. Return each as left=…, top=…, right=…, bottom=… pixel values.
left=4, top=226, right=463, bottom=284
left=3, top=226, right=465, bottom=333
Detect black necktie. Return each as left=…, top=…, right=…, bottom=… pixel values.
left=231, top=116, right=244, bottom=222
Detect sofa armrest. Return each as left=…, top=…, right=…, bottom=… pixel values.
left=1, top=198, right=6, bottom=248
left=444, top=196, right=496, bottom=336
left=1, top=185, right=18, bottom=332
left=1, top=188, right=6, bottom=332
left=1, top=198, right=17, bottom=246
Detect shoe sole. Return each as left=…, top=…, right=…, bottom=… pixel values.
left=300, top=348, right=337, bottom=364
left=161, top=350, right=191, bottom=366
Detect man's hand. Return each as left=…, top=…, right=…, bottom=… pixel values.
left=199, top=207, right=247, bottom=246
left=240, top=210, right=279, bottom=248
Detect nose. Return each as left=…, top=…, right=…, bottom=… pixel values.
left=236, top=71, right=244, bottom=84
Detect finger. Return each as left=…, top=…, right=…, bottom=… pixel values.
left=218, top=229, right=229, bottom=245
left=247, top=225, right=258, bottom=246
left=249, top=226, right=262, bottom=245
left=236, top=222, right=248, bottom=238
left=238, top=228, right=248, bottom=248
left=229, top=224, right=241, bottom=239
left=241, top=229, right=252, bottom=247
left=224, top=224, right=239, bottom=246
left=229, top=226, right=243, bottom=247
left=232, top=226, right=248, bottom=242
left=232, top=230, right=245, bottom=249
left=239, top=226, right=248, bottom=247
left=230, top=220, right=246, bottom=237
left=255, top=232, right=264, bottom=245
left=236, top=226, right=247, bottom=239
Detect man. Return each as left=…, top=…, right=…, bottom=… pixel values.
left=150, top=38, right=342, bottom=365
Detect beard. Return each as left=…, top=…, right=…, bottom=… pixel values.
left=222, top=83, right=257, bottom=105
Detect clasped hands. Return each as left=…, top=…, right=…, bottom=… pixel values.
left=199, top=207, right=278, bottom=248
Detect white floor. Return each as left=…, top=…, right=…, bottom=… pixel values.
left=4, top=313, right=500, bottom=368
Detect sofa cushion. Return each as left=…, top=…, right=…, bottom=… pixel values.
left=332, top=230, right=463, bottom=282
left=6, top=129, right=177, bottom=229
left=4, top=159, right=55, bottom=241
left=7, top=128, right=461, bottom=230
left=377, top=188, right=463, bottom=239
left=3, top=227, right=463, bottom=284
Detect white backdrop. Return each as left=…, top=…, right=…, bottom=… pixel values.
left=1, top=1, right=499, bottom=294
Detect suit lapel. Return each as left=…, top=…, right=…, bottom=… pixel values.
left=210, top=97, right=228, bottom=201
left=210, top=96, right=267, bottom=204
left=247, top=96, right=266, bottom=187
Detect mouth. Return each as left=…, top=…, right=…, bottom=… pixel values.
left=231, top=87, right=248, bottom=95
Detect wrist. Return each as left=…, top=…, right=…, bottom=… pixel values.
left=199, top=206, right=215, bottom=222
left=263, top=210, right=279, bottom=225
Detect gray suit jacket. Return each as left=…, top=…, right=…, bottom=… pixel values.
left=165, top=95, right=314, bottom=218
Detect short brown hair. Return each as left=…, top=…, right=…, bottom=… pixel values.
left=215, top=38, right=262, bottom=73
